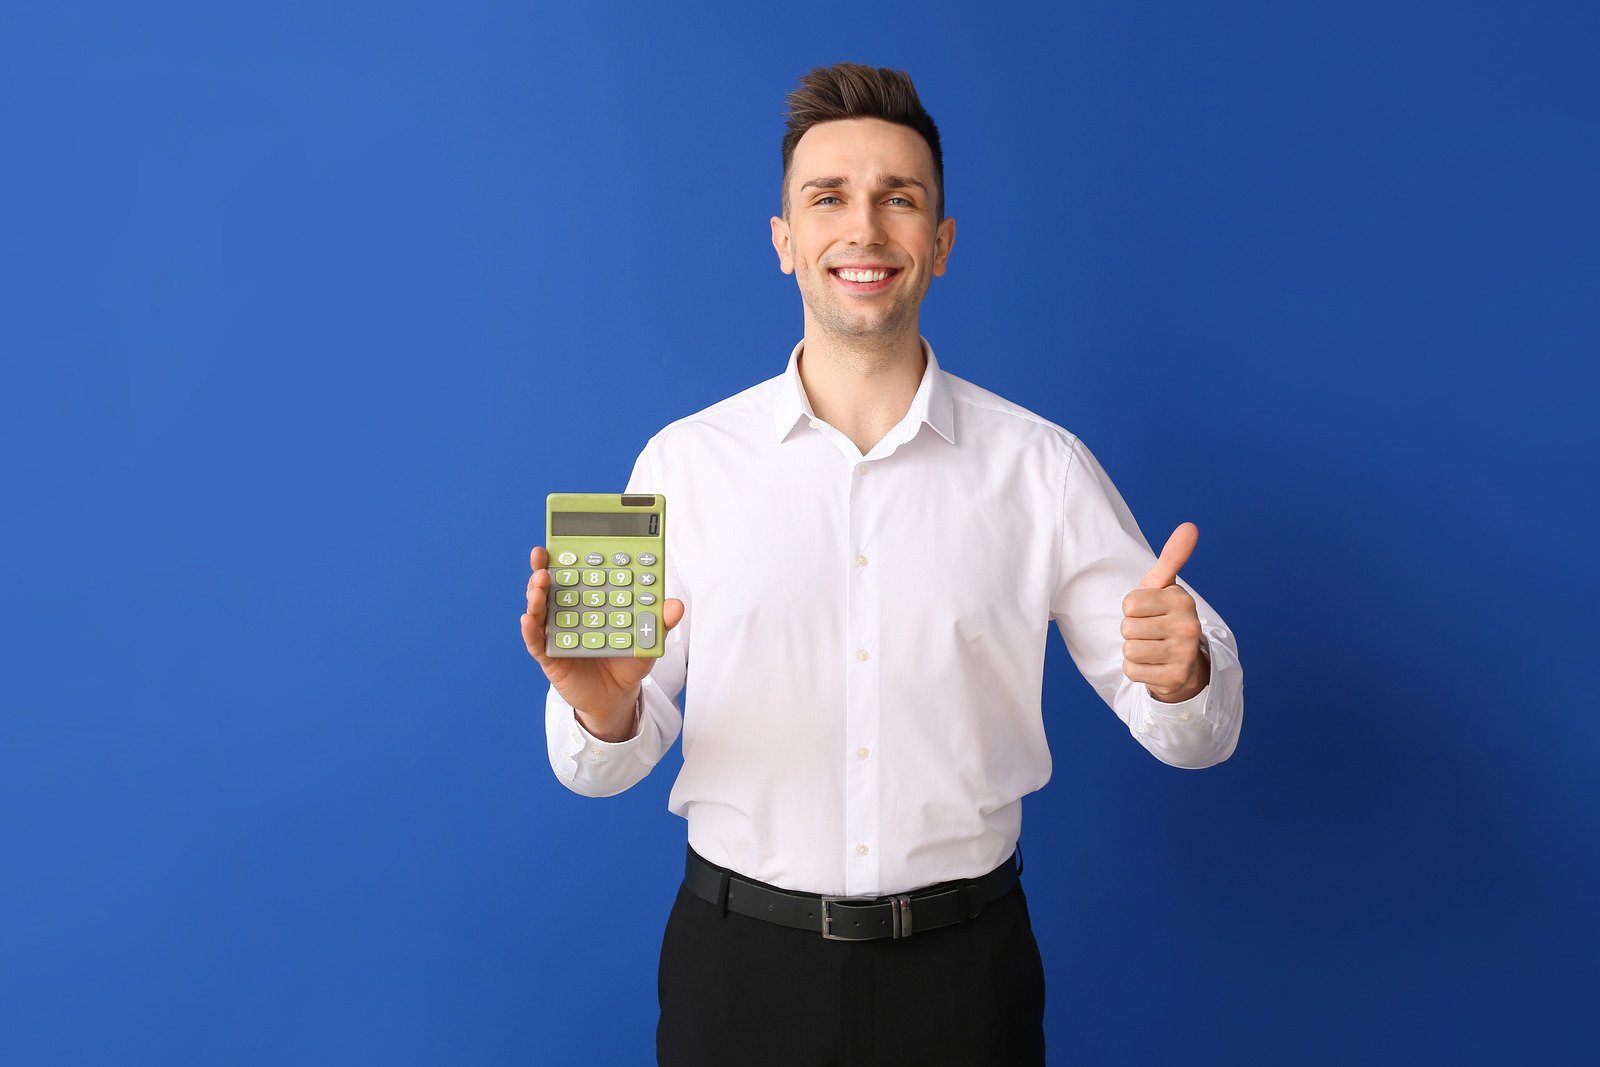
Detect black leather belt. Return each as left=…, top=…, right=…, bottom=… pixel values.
left=683, top=848, right=1021, bottom=942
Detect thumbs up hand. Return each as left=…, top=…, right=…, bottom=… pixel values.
left=1121, top=522, right=1210, bottom=703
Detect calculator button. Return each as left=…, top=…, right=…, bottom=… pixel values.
left=610, top=569, right=633, bottom=586
left=636, top=592, right=658, bottom=606
left=581, top=631, right=606, bottom=650
left=611, top=552, right=631, bottom=566
left=582, top=569, right=607, bottom=586
left=581, top=590, right=607, bottom=608
left=638, top=572, right=657, bottom=586
left=554, top=611, right=578, bottom=628
left=554, top=569, right=579, bottom=586
left=638, top=553, right=657, bottom=566
left=609, top=590, right=633, bottom=607
left=636, top=611, right=658, bottom=650
left=582, top=610, right=606, bottom=629
left=608, top=632, right=633, bottom=650
left=554, top=632, right=579, bottom=650
left=610, top=610, right=632, bottom=628
left=556, top=551, right=577, bottom=566
left=585, top=552, right=605, bottom=566
left=555, top=590, right=580, bottom=607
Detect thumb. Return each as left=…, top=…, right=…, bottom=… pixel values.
left=1138, top=522, right=1198, bottom=589
left=661, top=598, right=686, bottom=632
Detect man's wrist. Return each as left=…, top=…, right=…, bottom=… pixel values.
left=575, top=690, right=643, bottom=743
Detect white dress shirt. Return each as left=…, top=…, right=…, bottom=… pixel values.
left=546, top=341, right=1243, bottom=898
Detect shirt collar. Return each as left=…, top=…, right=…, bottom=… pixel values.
left=772, top=338, right=956, bottom=446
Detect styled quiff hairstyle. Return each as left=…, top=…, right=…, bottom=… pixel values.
left=780, top=63, right=945, bottom=220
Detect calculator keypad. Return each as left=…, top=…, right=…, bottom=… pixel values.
left=546, top=542, right=664, bottom=657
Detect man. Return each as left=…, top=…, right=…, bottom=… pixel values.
left=522, top=63, right=1243, bottom=1065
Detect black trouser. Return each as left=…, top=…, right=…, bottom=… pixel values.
left=656, top=859, right=1047, bottom=1066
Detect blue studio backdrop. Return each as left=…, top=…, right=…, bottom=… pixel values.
left=3, top=1, right=1596, bottom=1063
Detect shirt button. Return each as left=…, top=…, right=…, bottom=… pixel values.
left=856, top=650, right=869, bottom=662
left=809, top=419, right=821, bottom=429
left=856, top=746, right=870, bottom=760
left=855, top=554, right=868, bottom=566
left=856, top=464, right=868, bottom=475
left=856, top=844, right=869, bottom=857
left=1180, top=712, right=1192, bottom=723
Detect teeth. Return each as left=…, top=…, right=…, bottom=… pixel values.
left=836, top=268, right=889, bottom=283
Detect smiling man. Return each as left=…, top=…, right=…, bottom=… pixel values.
left=524, top=63, right=1243, bottom=1064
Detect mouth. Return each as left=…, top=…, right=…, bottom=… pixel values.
left=828, top=265, right=900, bottom=293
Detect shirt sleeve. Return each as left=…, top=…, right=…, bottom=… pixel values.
left=545, top=440, right=691, bottom=796
left=1048, top=437, right=1243, bottom=769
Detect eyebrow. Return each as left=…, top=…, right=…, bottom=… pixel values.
left=799, top=175, right=929, bottom=195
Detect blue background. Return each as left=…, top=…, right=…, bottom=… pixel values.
left=3, top=1, right=1596, bottom=1063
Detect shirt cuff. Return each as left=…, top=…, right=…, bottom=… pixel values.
left=561, top=699, right=644, bottom=766
left=1143, top=682, right=1209, bottom=724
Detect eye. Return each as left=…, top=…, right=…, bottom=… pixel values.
left=886, top=196, right=912, bottom=206
left=814, top=195, right=842, bottom=206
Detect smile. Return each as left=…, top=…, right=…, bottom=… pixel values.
left=831, top=267, right=894, bottom=283
left=828, top=266, right=900, bottom=292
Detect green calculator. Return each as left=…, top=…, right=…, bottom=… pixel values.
left=544, top=493, right=667, bottom=658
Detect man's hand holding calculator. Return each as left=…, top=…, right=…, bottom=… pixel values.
left=522, top=545, right=684, bottom=742
left=522, top=494, right=681, bottom=743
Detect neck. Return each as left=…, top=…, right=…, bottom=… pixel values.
left=796, top=326, right=927, bottom=455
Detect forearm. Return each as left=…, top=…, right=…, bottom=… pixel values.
left=545, top=678, right=681, bottom=797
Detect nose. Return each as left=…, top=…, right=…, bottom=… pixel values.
left=844, top=199, right=888, bottom=247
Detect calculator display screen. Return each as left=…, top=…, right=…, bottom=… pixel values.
left=551, top=512, right=659, bottom=537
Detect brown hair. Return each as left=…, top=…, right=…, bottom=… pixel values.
left=780, top=63, right=944, bottom=220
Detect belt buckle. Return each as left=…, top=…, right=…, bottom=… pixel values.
left=820, top=896, right=873, bottom=941
left=820, top=895, right=915, bottom=941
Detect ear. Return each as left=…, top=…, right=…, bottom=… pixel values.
left=770, top=215, right=795, bottom=275
left=932, top=216, right=956, bottom=277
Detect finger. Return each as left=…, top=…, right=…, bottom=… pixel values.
left=1122, top=638, right=1171, bottom=665
left=527, top=567, right=552, bottom=598
left=1122, top=660, right=1191, bottom=692
left=1138, top=522, right=1198, bottom=590
left=1122, top=588, right=1179, bottom=619
left=661, top=598, right=685, bottom=633
left=520, top=611, right=549, bottom=663
left=530, top=545, right=548, bottom=570
left=1120, top=615, right=1171, bottom=640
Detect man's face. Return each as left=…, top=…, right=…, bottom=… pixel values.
left=771, top=118, right=956, bottom=347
